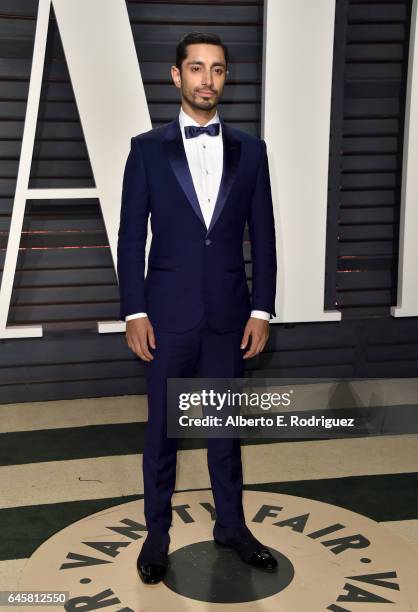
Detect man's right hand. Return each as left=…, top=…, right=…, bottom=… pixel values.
left=125, top=317, right=156, bottom=361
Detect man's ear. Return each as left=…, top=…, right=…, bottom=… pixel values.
left=170, top=65, right=181, bottom=88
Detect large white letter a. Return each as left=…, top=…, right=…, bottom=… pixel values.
left=0, top=0, right=151, bottom=338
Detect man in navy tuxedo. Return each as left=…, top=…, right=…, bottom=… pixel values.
left=117, top=31, right=277, bottom=584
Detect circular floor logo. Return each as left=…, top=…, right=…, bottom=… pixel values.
left=19, top=491, right=418, bottom=610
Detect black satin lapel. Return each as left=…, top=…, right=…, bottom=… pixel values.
left=207, top=121, right=242, bottom=236
left=163, top=118, right=206, bottom=229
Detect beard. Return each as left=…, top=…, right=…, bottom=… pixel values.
left=183, top=88, right=220, bottom=111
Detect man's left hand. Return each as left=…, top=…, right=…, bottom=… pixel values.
left=240, top=317, right=270, bottom=359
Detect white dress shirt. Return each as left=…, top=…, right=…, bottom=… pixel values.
left=125, top=106, right=270, bottom=322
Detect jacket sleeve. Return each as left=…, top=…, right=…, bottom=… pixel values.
left=247, top=139, right=277, bottom=318
left=117, top=137, right=150, bottom=320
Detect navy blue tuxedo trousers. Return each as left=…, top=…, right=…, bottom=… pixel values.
left=143, top=313, right=246, bottom=534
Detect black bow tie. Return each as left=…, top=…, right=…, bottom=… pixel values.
left=184, top=123, right=220, bottom=139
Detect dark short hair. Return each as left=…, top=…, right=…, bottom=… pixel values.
left=175, top=31, right=228, bottom=71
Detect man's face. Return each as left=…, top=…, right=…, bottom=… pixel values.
left=172, top=43, right=227, bottom=111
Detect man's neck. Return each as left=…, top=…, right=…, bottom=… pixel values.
left=181, top=101, right=217, bottom=126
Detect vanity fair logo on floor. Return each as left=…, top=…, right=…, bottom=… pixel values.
left=18, top=490, right=418, bottom=611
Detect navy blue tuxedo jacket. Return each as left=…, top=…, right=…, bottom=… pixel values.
left=117, top=115, right=277, bottom=333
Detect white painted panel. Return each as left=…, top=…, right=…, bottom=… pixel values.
left=391, top=0, right=418, bottom=318
left=262, top=0, right=341, bottom=322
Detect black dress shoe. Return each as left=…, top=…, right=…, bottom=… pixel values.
left=137, top=562, right=167, bottom=584
left=137, top=532, right=170, bottom=585
left=213, top=523, right=278, bottom=570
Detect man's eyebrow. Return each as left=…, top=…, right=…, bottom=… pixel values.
left=186, top=60, right=226, bottom=68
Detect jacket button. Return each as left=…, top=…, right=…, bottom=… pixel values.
left=205, top=239, right=211, bottom=246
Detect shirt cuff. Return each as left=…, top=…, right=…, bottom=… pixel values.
left=250, top=310, right=270, bottom=321
left=125, top=312, right=148, bottom=321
